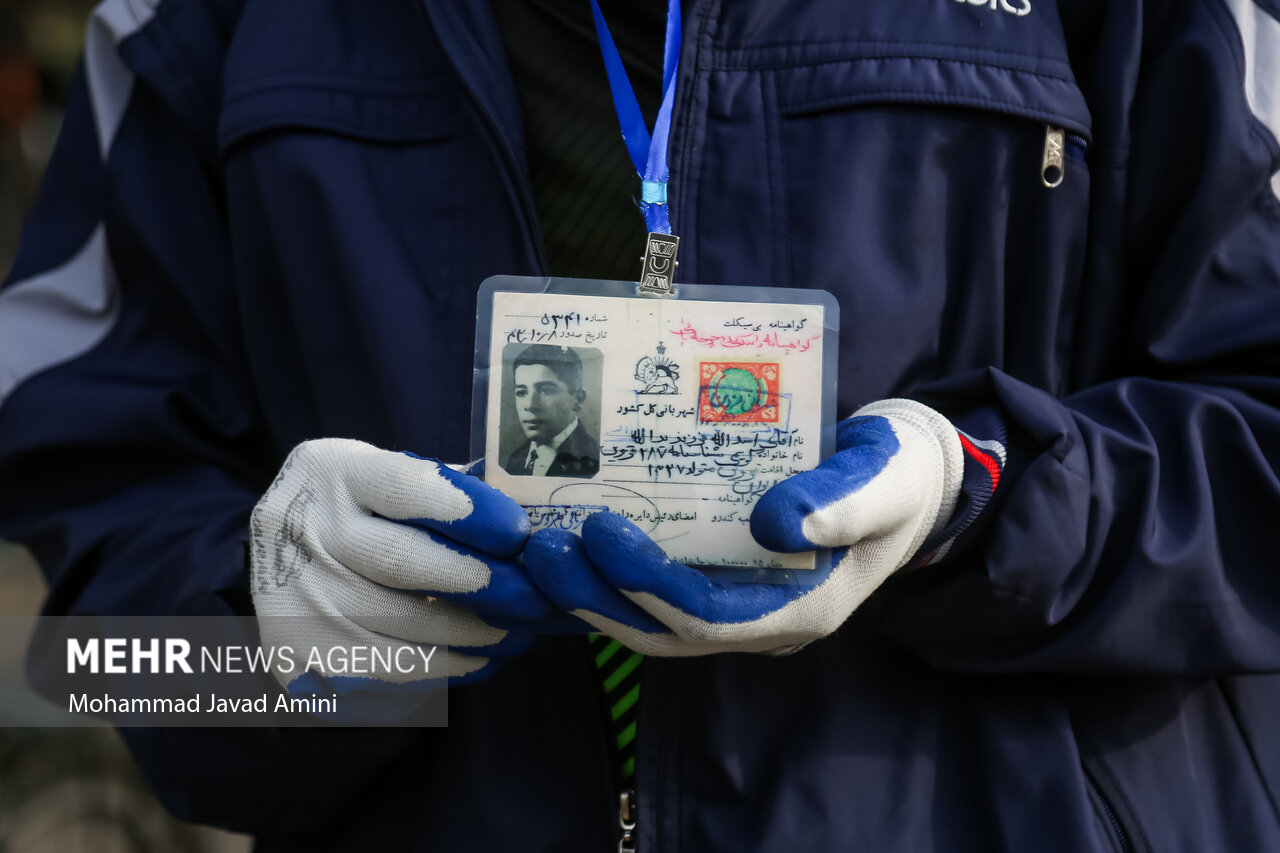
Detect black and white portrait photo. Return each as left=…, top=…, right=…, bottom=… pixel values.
left=500, top=344, right=602, bottom=478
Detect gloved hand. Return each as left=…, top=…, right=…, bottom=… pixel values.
left=524, top=399, right=963, bottom=655
left=249, top=438, right=557, bottom=704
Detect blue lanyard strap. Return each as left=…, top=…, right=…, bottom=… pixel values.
left=589, top=0, right=682, bottom=236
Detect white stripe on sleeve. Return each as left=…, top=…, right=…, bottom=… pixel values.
left=0, top=226, right=121, bottom=406
left=1226, top=0, right=1280, bottom=197
left=0, top=1, right=162, bottom=408
left=85, top=0, right=161, bottom=158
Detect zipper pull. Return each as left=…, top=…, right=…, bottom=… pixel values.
left=618, top=789, right=637, bottom=853
left=1041, top=125, right=1065, bottom=188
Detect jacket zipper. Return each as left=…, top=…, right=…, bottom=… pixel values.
left=1084, top=767, right=1134, bottom=853
left=1096, top=795, right=1132, bottom=853
left=1042, top=125, right=1089, bottom=189
left=587, top=636, right=634, bottom=851
left=618, top=788, right=638, bottom=853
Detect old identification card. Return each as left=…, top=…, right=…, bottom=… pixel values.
left=473, top=276, right=838, bottom=573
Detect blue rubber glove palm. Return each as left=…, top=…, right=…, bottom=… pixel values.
left=524, top=400, right=963, bottom=655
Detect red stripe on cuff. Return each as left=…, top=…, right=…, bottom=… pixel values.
left=958, top=432, right=1001, bottom=492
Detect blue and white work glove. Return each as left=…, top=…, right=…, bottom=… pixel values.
left=524, top=400, right=963, bottom=655
left=249, top=438, right=554, bottom=697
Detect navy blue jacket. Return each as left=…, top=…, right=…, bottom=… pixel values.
left=3, top=0, right=1280, bottom=850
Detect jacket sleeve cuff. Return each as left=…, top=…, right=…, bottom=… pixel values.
left=914, top=405, right=1010, bottom=566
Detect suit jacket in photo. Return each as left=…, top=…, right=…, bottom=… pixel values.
left=504, top=422, right=599, bottom=478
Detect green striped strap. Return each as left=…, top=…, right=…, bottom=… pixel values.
left=589, top=634, right=643, bottom=783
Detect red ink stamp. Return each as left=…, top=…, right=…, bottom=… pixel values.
left=699, top=362, right=780, bottom=423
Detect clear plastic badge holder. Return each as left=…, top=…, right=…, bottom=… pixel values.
left=473, top=276, right=839, bottom=586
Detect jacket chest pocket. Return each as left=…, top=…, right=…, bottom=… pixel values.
left=217, top=0, right=467, bottom=288
left=213, top=1, right=511, bottom=451
left=691, top=47, right=1093, bottom=408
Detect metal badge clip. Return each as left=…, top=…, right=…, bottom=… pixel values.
left=639, top=232, right=680, bottom=296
